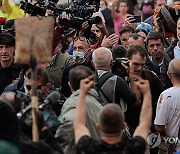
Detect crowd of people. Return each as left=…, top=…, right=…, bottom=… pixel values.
left=0, top=0, right=180, bottom=153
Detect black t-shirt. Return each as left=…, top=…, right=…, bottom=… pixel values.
left=77, top=135, right=146, bottom=154
left=0, top=64, right=21, bottom=95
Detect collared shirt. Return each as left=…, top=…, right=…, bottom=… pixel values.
left=97, top=69, right=108, bottom=78
left=174, top=43, right=180, bottom=59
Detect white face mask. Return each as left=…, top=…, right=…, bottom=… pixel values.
left=14, top=0, right=21, bottom=5
left=73, top=51, right=85, bottom=64
left=73, top=49, right=90, bottom=64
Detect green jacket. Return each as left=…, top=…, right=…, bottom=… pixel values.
left=55, top=89, right=102, bottom=154
left=48, top=52, right=75, bottom=88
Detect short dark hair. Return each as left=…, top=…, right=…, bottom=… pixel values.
left=112, top=45, right=127, bottom=59
left=118, top=0, right=129, bottom=7
left=26, top=68, right=50, bottom=85
left=119, top=26, right=135, bottom=36
left=99, top=104, right=124, bottom=135
left=127, top=45, right=147, bottom=60
left=101, top=0, right=108, bottom=6
left=146, top=31, right=164, bottom=46
left=69, top=66, right=94, bottom=91
left=129, top=33, right=144, bottom=41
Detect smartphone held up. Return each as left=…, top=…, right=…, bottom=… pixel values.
left=126, top=15, right=142, bottom=24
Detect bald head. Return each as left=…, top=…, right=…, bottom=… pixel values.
left=168, top=59, right=180, bottom=80
left=92, top=47, right=112, bottom=68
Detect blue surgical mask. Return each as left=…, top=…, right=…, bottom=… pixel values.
left=73, top=51, right=85, bottom=64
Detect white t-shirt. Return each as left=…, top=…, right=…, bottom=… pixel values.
left=154, top=87, right=180, bottom=137
left=174, top=45, right=180, bottom=59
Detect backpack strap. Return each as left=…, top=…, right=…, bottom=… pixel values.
left=96, top=72, right=113, bottom=91
left=96, top=72, right=113, bottom=104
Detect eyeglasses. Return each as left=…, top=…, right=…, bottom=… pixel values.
left=26, top=84, right=45, bottom=91
left=132, top=62, right=145, bottom=68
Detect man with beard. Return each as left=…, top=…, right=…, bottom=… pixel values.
left=146, top=31, right=165, bottom=76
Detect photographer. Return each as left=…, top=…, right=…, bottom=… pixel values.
left=80, top=18, right=118, bottom=49
left=92, top=47, right=137, bottom=110
left=0, top=97, right=63, bottom=154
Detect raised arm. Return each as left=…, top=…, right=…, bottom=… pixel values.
left=95, top=18, right=108, bottom=38
left=133, top=79, right=152, bottom=141
left=111, top=1, right=117, bottom=20
left=74, top=75, right=94, bottom=144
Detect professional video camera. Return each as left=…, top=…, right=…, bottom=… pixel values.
left=20, top=0, right=58, bottom=16
left=20, top=0, right=99, bottom=17
left=0, top=19, right=15, bottom=36
left=19, top=0, right=100, bottom=32
left=53, top=0, right=101, bottom=32
left=112, top=57, right=129, bottom=79
left=16, top=91, right=66, bottom=138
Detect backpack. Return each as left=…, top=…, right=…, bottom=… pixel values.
left=95, top=71, right=127, bottom=112
left=95, top=72, right=113, bottom=105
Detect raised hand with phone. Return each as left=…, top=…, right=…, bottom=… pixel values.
left=125, top=15, right=141, bottom=26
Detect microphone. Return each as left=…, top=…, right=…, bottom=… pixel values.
left=39, top=91, right=61, bottom=108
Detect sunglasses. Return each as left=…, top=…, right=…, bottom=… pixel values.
left=73, top=37, right=90, bottom=44
left=26, top=85, right=45, bottom=91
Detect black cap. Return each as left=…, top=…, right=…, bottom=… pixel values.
left=0, top=33, right=15, bottom=46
